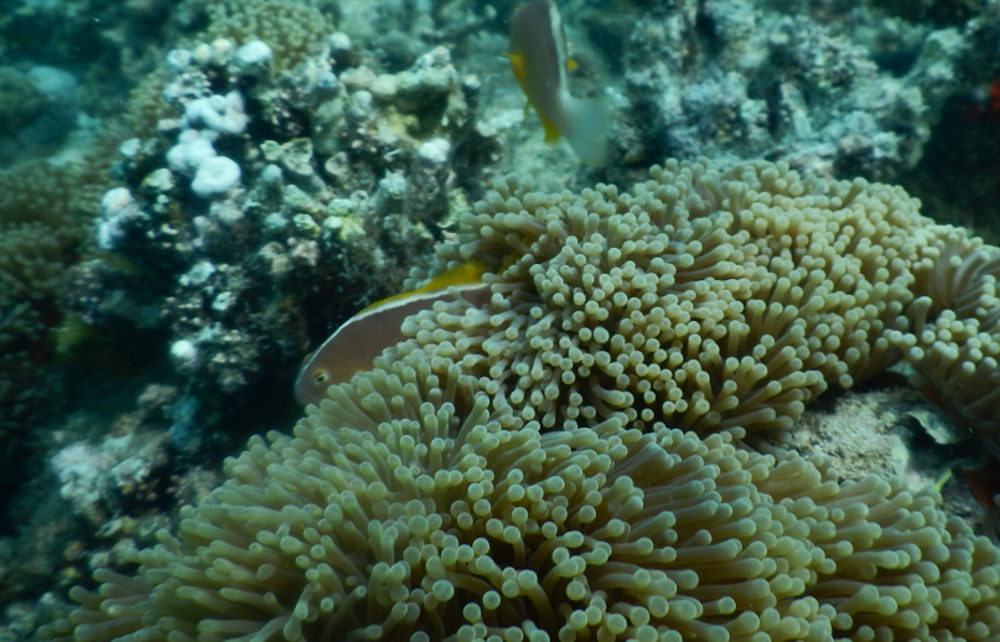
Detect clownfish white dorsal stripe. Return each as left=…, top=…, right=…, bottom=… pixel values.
left=294, top=261, right=492, bottom=406
left=507, top=0, right=611, bottom=166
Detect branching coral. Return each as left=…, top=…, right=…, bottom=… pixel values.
left=0, top=223, right=62, bottom=412
left=0, top=157, right=111, bottom=426
left=0, top=221, right=65, bottom=511
left=46, top=158, right=1000, bottom=640
left=0, top=158, right=103, bottom=244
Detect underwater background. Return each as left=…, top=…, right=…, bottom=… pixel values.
left=2, top=0, right=1000, bottom=639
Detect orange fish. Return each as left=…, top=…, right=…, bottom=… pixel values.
left=294, top=261, right=492, bottom=405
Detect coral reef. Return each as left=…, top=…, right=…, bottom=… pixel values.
left=46, top=159, right=1000, bottom=639
left=615, top=0, right=1000, bottom=180
left=204, top=0, right=334, bottom=73
left=0, top=223, right=64, bottom=433
left=897, top=75, right=1000, bottom=246
left=0, top=382, right=221, bottom=613
left=49, top=0, right=1000, bottom=462
left=0, top=156, right=113, bottom=513
left=75, top=27, right=494, bottom=403
left=4, top=2, right=506, bottom=623
left=3, top=0, right=1000, bottom=638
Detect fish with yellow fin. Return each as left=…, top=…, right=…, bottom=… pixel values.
left=294, top=261, right=492, bottom=405
left=507, top=0, right=611, bottom=166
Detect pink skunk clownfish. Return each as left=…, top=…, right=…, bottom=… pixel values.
left=506, top=0, right=611, bottom=166
left=294, top=261, right=493, bottom=406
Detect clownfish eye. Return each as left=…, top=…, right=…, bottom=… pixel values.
left=312, top=370, right=331, bottom=385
